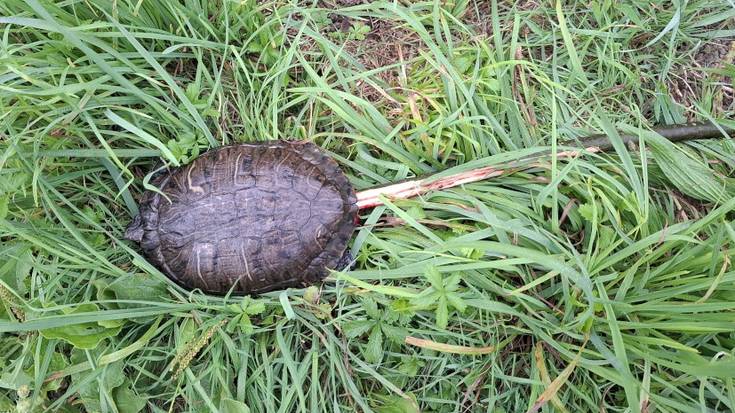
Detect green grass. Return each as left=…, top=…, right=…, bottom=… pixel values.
left=1, top=0, right=735, bottom=412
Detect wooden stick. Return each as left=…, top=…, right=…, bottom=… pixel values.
left=577, top=121, right=733, bottom=151
left=355, top=121, right=733, bottom=210
left=356, top=166, right=505, bottom=209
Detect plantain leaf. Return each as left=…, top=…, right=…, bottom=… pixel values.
left=71, top=355, right=126, bottom=412
left=104, top=274, right=169, bottom=304
left=40, top=304, right=122, bottom=349
left=0, top=242, right=32, bottom=295
left=114, top=381, right=147, bottom=413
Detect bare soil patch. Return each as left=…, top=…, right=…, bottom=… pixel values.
left=272, top=0, right=499, bottom=103
left=670, top=38, right=735, bottom=119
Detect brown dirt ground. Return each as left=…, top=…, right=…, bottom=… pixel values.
left=269, top=0, right=499, bottom=104
left=325, top=15, right=423, bottom=102
left=461, top=0, right=541, bottom=37
left=268, top=1, right=735, bottom=116
left=291, top=9, right=423, bottom=103
left=669, top=38, right=735, bottom=119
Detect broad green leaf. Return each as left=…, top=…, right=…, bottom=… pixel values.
left=365, top=325, right=384, bottom=364
left=221, top=399, right=251, bottom=413
left=176, top=317, right=197, bottom=351
left=104, top=274, right=169, bottom=305
left=446, top=292, right=467, bottom=313
left=343, top=320, right=375, bottom=339
left=0, top=242, right=32, bottom=294
left=363, top=297, right=380, bottom=320
left=397, top=357, right=425, bottom=377
left=381, top=324, right=409, bottom=344
left=114, top=382, right=147, bottom=413
left=0, top=369, right=31, bottom=390
left=244, top=300, right=265, bottom=315
left=374, top=393, right=420, bottom=413
left=424, top=266, right=443, bottom=289
left=239, top=314, right=254, bottom=335
left=24, top=347, right=68, bottom=392
left=410, top=290, right=439, bottom=308
left=436, top=296, right=449, bottom=330
left=40, top=304, right=122, bottom=349
left=406, top=206, right=426, bottom=220
left=0, top=196, right=8, bottom=220
left=445, top=274, right=462, bottom=290
left=72, top=357, right=125, bottom=413
left=578, top=203, right=596, bottom=222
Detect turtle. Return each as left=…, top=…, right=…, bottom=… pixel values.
left=124, top=140, right=358, bottom=295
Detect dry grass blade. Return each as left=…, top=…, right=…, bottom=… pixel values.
left=526, top=342, right=585, bottom=413
left=404, top=336, right=495, bottom=355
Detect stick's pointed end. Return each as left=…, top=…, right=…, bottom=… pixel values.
left=124, top=215, right=144, bottom=242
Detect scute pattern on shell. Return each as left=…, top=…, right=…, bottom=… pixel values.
left=126, top=140, right=358, bottom=295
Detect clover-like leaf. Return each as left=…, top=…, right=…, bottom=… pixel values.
left=397, top=357, right=425, bottom=377
left=390, top=298, right=416, bottom=323
left=243, top=299, right=265, bottom=316
left=184, top=83, right=200, bottom=103
left=412, top=268, right=467, bottom=329
left=239, top=314, right=254, bottom=335
left=578, top=203, right=596, bottom=222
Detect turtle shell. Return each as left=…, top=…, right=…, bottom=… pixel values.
left=124, top=140, right=358, bottom=295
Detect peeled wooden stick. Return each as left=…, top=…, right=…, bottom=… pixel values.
left=355, top=121, right=733, bottom=210
left=356, top=166, right=505, bottom=209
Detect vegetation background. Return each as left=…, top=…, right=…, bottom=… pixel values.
left=1, top=0, right=735, bottom=412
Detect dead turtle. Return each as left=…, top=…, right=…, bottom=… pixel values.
left=124, top=122, right=731, bottom=295
left=124, top=140, right=358, bottom=295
